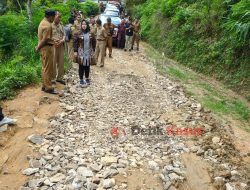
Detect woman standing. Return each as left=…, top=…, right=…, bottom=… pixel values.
left=74, top=20, right=95, bottom=88
left=117, top=19, right=126, bottom=49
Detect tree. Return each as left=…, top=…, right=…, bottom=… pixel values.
left=27, top=0, right=32, bottom=21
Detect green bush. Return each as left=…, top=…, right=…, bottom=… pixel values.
left=79, top=1, right=99, bottom=16
left=0, top=13, right=29, bottom=57
left=128, top=0, right=250, bottom=97
left=0, top=55, right=41, bottom=99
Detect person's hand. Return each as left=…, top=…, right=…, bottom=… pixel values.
left=35, top=46, right=39, bottom=53
left=74, top=52, right=77, bottom=57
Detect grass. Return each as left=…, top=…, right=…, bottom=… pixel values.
left=145, top=44, right=250, bottom=132
left=0, top=51, right=71, bottom=101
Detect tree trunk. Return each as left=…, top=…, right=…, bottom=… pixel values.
left=27, top=0, right=32, bottom=22
left=16, top=0, right=23, bottom=14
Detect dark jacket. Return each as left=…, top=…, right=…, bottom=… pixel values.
left=73, top=32, right=95, bottom=64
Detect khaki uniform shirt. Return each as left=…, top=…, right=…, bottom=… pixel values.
left=38, top=18, right=53, bottom=45
left=52, top=22, right=65, bottom=41
left=74, top=20, right=81, bottom=33
left=90, top=24, right=97, bottom=36
left=96, top=26, right=107, bottom=41
left=133, top=22, right=141, bottom=33
left=103, top=23, right=115, bottom=37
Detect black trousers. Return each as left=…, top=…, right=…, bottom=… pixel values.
left=0, top=107, right=4, bottom=121
left=79, top=64, right=90, bottom=80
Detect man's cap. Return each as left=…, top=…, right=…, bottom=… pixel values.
left=45, top=9, right=56, bottom=17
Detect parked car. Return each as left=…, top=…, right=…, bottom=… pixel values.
left=99, top=10, right=121, bottom=45
left=104, top=7, right=120, bottom=17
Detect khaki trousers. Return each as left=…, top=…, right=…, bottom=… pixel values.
left=40, top=46, right=54, bottom=91
left=53, top=45, right=64, bottom=81
left=95, top=40, right=106, bottom=66
left=106, top=36, right=113, bottom=55
left=125, top=35, right=133, bottom=50
left=132, top=32, right=140, bottom=49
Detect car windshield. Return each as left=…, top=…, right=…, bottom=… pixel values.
left=104, top=11, right=119, bottom=17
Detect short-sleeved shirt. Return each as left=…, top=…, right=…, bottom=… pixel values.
left=38, top=18, right=53, bottom=45
left=52, top=22, right=65, bottom=41
left=103, top=23, right=115, bottom=37
left=74, top=20, right=81, bottom=33
left=90, top=24, right=97, bottom=36
left=133, top=22, right=141, bottom=33
left=96, top=26, right=107, bottom=41
left=125, top=23, right=133, bottom=36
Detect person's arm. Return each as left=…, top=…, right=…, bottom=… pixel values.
left=36, top=26, right=51, bottom=52
left=102, top=28, right=108, bottom=39
left=59, top=24, right=66, bottom=46
left=91, top=36, right=95, bottom=51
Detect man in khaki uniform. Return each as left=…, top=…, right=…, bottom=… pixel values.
left=74, top=14, right=82, bottom=34
left=52, top=11, right=66, bottom=85
left=132, top=19, right=141, bottom=51
left=90, top=16, right=97, bottom=51
left=103, top=17, right=115, bottom=58
left=36, top=10, right=58, bottom=94
left=95, top=19, right=107, bottom=67
left=65, top=17, right=74, bottom=63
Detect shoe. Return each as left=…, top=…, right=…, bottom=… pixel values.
left=0, top=117, right=16, bottom=126
left=44, top=89, right=59, bottom=95
left=41, top=87, right=45, bottom=91
left=52, top=81, right=56, bottom=85
left=80, top=80, right=87, bottom=88
left=100, top=64, right=104, bottom=67
left=137, top=48, right=139, bottom=51
left=86, top=79, right=90, bottom=85
left=129, top=49, right=132, bottom=52
left=124, top=49, right=127, bottom=52
left=56, top=80, right=66, bottom=85
left=109, top=54, right=113, bottom=58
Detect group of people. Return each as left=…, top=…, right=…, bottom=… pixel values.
left=0, top=9, right=141, bottom=128
left=117, top=16, right=141, bottom=52
left=35, top=9, right=141, bottom=93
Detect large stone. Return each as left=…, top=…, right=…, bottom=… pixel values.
left=27, top=134, right=44, bottom=145
left=28, top=178, right=45, bottom=188
left=103, top=178, right=115, bottom=189
left=214, top=177, right=225, bottom=188
left=148, top=160, right=159, bottom=171
left=168, top=173, right=180, bottom=181
left=29, top=159, right=41, bottom=168
left=50, top=173, right=66, bottom=183
left=225, top=183, right=234, bottom=190
left=22, top=168, right=39, bottom=176
left=101, top=157, right=118, bottom=166
left=0, top=124, right=8, bottom=133
left=103, top=169, right=119, bottom=179
left=89, top=163, right=102, bottom=172
left=77, top=167, right=94, bottom=177
left=212, top=137, right=220, bottom=144
left=86, top=181, right=98, bottom=190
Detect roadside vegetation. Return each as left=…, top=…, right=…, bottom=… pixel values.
left=127, top=0, right=250, bottom=99
left=145, top=44, right=250, bottom=132
left=0, top=0, right=99, bottom=100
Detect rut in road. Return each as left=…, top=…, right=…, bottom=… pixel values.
left=21, top=46, right=249, bottom=190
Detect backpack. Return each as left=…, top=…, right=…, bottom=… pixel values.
left=64, top=24, right=72, bottom=42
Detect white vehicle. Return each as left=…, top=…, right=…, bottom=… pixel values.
left=99, top=10, right=121, bottom=26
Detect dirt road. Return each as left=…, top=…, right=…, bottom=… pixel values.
left=0, top=45, right=249, bottom=190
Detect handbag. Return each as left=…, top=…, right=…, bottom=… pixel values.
left=90, top=50, right=96, bottom=65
